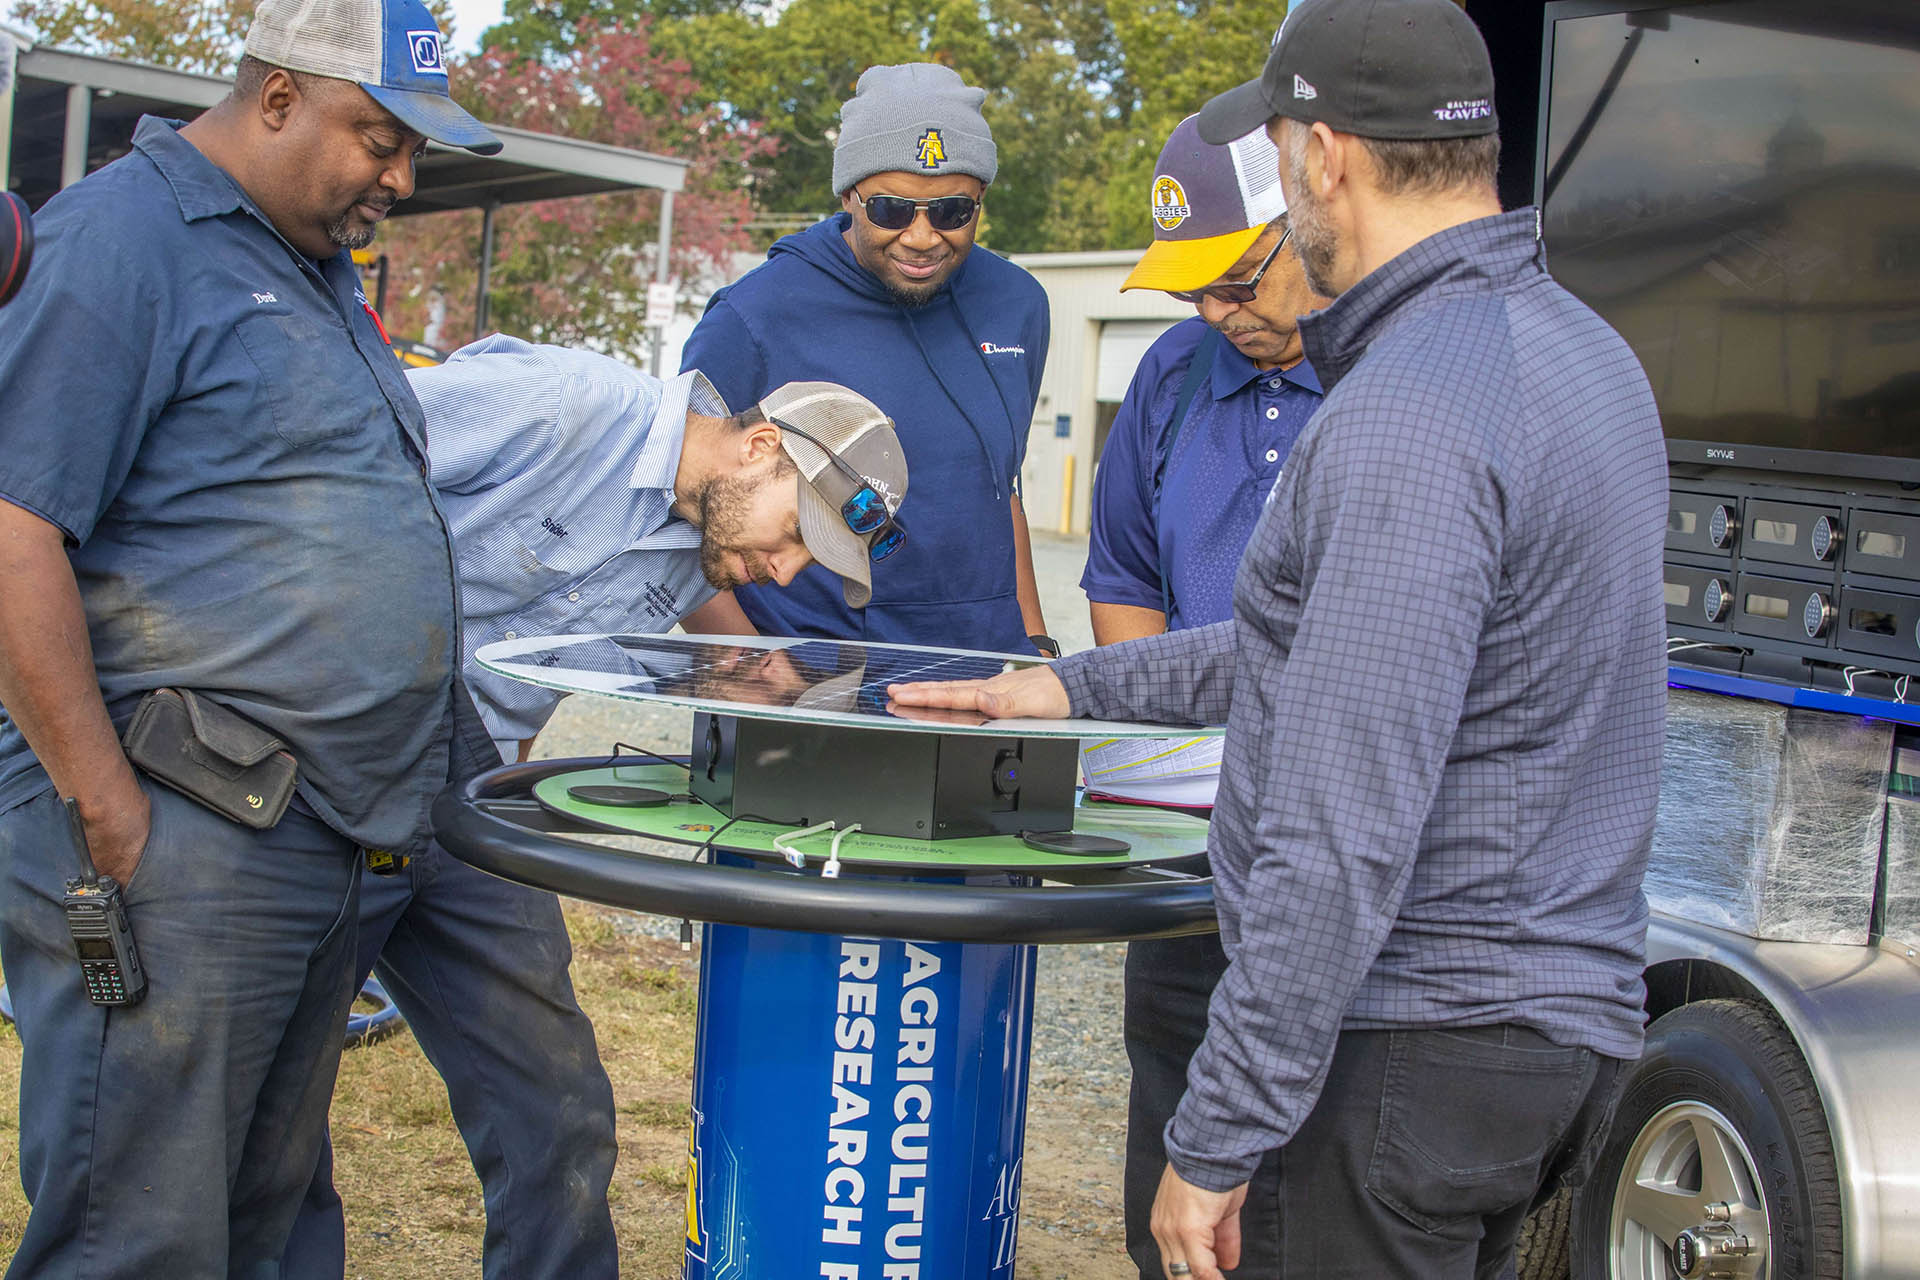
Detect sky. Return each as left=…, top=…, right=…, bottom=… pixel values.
left=444, top=0, right=507, bottom=54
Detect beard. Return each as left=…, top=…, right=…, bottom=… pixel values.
left=695, top=471, right=777, bottom=590
left=1283, top=133, right=1343, bottom=299
left=325, top=192, right=395, bottom=252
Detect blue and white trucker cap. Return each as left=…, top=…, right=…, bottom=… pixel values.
left=244, top=0, right=503, bottom=155
left=1122, top=112, right=1287, bottom=293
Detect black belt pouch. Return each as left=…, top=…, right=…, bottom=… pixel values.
left=122, top=688, right=299, bottom=830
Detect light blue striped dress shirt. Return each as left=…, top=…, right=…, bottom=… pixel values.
left=410, top=334, right=728, bottom=752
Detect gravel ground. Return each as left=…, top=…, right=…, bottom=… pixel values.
left=528, top=531, right=1142, bottom=1271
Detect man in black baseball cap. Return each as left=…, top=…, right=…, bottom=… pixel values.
left=1115, top=1, right=1670, bottom=1278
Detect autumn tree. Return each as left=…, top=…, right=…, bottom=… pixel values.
left=377, top=19, right=776, bottom=354
left=483, top=0, right=1293, bottom=254
left=6, top=0, right=773, bottom=358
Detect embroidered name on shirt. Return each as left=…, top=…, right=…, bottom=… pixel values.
left=251, top=292, right=278, bottom=304
left=643, top=581, right=681, bottom=620
left=979, top=342, right=1026, bottom=357
left=541, top=516, right=569, bottom=538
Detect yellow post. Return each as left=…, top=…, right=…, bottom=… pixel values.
left=1057, top=453, right=1076, bottom=536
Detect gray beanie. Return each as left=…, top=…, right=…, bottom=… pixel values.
left=832, top=63, right=998, bottom=196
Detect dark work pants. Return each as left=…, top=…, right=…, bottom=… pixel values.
left=1126, top=939, right=1622, bottom=1280
left=281, top=841, right=619, bottom=1280
left=0, top=781, right=361, bottom=1279
left=1125, top=933, right=1283, bottom=1278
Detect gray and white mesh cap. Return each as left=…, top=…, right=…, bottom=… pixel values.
left=244, top=0, right=503, bottom=154
left=759, top=382, right=908, bottom=610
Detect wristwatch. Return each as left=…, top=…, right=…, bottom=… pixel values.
left=1029, top=634, right=1061, bottom=659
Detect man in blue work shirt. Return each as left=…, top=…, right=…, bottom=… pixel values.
left=1081, top=114, right=1326, bottom=1280
left=287, top=340, right=910, bottom=1278
left=681, top=63, right=1054, bottom=656
left=891, top=0, right=1668, bottom=1275
left=0, top=0, right=506, bottom=1272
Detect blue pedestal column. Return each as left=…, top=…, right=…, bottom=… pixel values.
left=685, top=911, right=1038, bottom=1278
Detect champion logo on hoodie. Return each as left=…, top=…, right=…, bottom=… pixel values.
left=979, top=341, right=1026, bottom=357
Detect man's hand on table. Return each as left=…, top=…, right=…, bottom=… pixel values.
left=885, top=663, right=1071, bottom=721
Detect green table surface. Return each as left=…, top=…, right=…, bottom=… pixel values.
left=531, top=764, right=1211, bottom=873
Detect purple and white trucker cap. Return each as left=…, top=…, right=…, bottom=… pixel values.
left=245, top=0, right=503, bottom=155
left=1122, top=112, right=1288, bottom=293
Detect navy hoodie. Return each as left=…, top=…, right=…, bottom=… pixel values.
left=682, top=213, right=1049, bottom=652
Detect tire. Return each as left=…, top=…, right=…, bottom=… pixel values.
left=1571, top=998, right=1842, bottom=1280
left=1518, top=1185, right=1573, bottom=1280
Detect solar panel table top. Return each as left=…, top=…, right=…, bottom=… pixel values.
left=476, top=633, right=1227, bottom=738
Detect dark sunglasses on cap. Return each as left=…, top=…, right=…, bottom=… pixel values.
left=850, top=189, right=980, bottom=233
left=1166, top=225, right=1292, bottom=305
left=772, top=416, right=908, bottom=562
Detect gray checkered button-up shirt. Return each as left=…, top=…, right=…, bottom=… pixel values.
left=1055, top=209, right=1669, bottom=1190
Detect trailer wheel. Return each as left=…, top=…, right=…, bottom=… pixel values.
left=1571, top=998, right=1841, bottom=1280
left=1517, top=1185, right=1571, bottom=1280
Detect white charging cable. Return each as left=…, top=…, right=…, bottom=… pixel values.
left=823, top=824, right=862, bottom=879
left=772, top=820, right=835, bottom=870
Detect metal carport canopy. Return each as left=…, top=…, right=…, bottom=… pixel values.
left=0, top=38, right=689, bottom=338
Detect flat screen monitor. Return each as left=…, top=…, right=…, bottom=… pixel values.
left=1537, top=0, right=1920, bottom=483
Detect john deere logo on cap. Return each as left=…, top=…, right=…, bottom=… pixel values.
left=916, top=129, right=947, bottom=171
left=408, top=29, right=446, bottom=76
left=1151, top=176, right=1192, bottom=231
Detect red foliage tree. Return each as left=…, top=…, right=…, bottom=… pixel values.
left=377, top=18, right=776, bottom=357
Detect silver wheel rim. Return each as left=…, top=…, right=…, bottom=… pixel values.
left=1608, top=1100, right=1770, bottom=1279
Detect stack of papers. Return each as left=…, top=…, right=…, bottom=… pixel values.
left=1079, top=736, right=1220, bottom=808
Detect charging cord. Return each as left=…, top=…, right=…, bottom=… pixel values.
left=823, top=824, right=861, bottom=879
left=772, top=821, right=836, bottom=870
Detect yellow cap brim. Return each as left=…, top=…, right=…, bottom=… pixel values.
left=1121, top=225, right=1267, bottom=292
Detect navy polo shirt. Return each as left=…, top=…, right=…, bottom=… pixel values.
left=1083, top=316, right=1323, bottom=630
left=0, top=117, right=467, bottom=857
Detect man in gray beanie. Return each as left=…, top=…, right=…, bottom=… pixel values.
left=680, top=62, right=1057, bottom=659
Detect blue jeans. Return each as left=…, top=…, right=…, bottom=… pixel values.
left=0, top=781, right=361, bottom=1279
left=282, top=842, right=618, bottom=1279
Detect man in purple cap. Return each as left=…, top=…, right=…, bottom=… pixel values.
left=890, top=0, right=1668, bottom=1275
left=0, top=0, right=506, bottom=1272
left=1080, top=111, right=1326, bottom=1280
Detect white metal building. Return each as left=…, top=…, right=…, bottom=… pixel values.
left=1009, top=249, right=1190, bottom=536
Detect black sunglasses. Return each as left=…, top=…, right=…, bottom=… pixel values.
left=1166, top=225, right=1293, bottom=304
left=851, top=189, right=980, bottom=233
left=772, top=416, right=908, bottom=562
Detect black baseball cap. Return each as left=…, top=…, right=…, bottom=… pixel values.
left=1197, top=0, right=1498, bottom=145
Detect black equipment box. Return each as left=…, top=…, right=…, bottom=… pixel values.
left=690, top=712, right=1078, bottom=840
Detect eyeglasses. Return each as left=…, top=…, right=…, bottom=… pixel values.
left=772, top=416, right=908, bottom=562
left=850, top=189, right=980, bottom=233
left=1166, top=226, right=1292, bottom=304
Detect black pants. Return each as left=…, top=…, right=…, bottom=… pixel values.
left=1124, top=936, right=1622, bottom=1279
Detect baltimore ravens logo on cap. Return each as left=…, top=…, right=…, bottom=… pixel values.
left=1151, top=175, right=1192, bottom=231
left=916, top=129, right=946, bottom=171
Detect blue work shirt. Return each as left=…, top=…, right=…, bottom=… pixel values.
left=412, top=335, right=723, bottom=750
left=1054, top=210, right=1668, bottom=1187
left=1082, top=316, right=1323, bottom=630
left=0, top=117, right=469, bottom=857
left=682, top=214, right=1048, bottom=652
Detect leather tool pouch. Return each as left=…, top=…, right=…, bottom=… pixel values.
left=122, top=689, right=298, bottom=830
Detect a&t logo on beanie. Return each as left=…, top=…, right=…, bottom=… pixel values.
left=1151, top=176, right=1192, bottom=231
left=916, top=129, right=947, bottom=170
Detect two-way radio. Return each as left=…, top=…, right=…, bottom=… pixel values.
left=61, top=798, right=147, bottom=1006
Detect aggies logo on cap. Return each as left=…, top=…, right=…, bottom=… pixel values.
left=408, top=29, right=446, bottom=76
left=916, top=129, right=947, bottom=171
left=1151, top=176, right=1191, bottom=230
